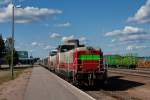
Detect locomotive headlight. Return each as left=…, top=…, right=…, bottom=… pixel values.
left=77, top=65, right=83, bottom=71
left=79, top=65, right=83, bottom=69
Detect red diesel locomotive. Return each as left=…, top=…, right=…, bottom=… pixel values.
left=47, top=39, right=107, bottom=86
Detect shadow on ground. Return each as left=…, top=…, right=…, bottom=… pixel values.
left=43, top=67, right=145, bottom=92
left=82, top=75, right=144, bottom=91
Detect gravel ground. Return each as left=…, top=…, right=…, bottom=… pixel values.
left=83, top=71, right=150, bottom=100
left=86, top=91, right=116, bottom=100
left=0, top=71, right=9, bottom=78
left=1, top=67, right=149, bottom=100
left=0, top=68, right=32, bottom=100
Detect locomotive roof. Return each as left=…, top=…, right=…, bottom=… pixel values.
left=64, top=39, right=79, bottom=43
left=51, top=50, right=58, bottom=52
left=57, top=45, right=75, bottom=52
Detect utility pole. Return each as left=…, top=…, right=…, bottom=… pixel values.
left=10, top=3, right=15, bottom=79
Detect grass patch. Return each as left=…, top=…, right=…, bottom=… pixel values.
left=0, top=68, right=29, bottom=85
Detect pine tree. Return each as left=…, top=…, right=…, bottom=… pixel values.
left=0, top=34, right=5, bottom=66
left=5, top=49, right=19, bottom=67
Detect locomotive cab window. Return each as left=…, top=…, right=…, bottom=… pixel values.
left=60, top=45, right=75, bottom=52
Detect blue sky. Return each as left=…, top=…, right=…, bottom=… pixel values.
left=0, top=0, right=150, bottom=58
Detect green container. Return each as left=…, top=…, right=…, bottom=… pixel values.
left=104, top=54, right=138, bottom=68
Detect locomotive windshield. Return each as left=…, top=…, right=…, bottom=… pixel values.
left=59, top=45, right=75, bottom=52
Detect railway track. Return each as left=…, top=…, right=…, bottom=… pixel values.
left=86, top=90, right=141, bottom=100
left=42, top=65, right=150, bottom=100
left=108, top=68, right=150, bottom=78
left=83, top=68, right=150, bottom=100
left=108, top=68, right=150, bottom=74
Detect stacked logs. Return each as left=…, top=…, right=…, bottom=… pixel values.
left=138, top=60, right=150, bottom=68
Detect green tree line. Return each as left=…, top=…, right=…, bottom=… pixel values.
left=0, top=35, right=19, bottom=68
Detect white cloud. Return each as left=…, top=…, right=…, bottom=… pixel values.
left=55, top=22, right=71, bottom=27
left=0, top=0, right=11, bottom=6
left=79, top=37, right=86, bottom=42
left=61, top=35, right=88, bottom=44
left=127, top=0, right=150, bottom=23
left=111, top=39, right=116, bottom=42
left=43, top=45, right=54, bottom=50
left=105, top=26, right=145, bottom=36
left=31, top=41, right=54, bottom=50
left=119, top=34, right=150, bottom=42
left=31, top=42, right=38, bottom=46
left=105, top=26, right=150, bottom=42
left=62, top=35, right=75, bottom=42
left=79, top=36, right=88, bottom=44
left=0, top=4, right=62, bottom=23
left=50, top=33, right=61, bottom=39
left=126, top=45, right=150, bottom=51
